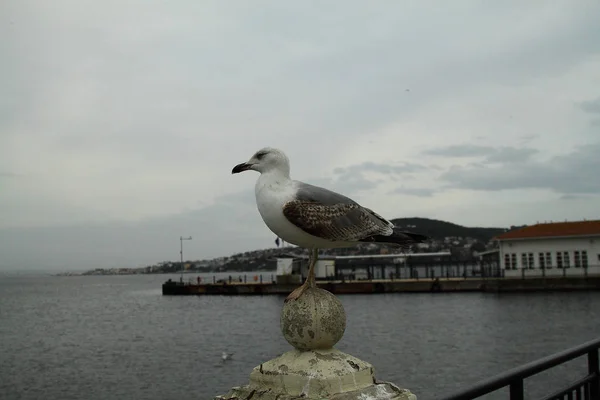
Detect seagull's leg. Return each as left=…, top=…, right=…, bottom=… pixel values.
left=306, top=248, right=318, bottom=288
left=285, top=248, right=318, bottom=302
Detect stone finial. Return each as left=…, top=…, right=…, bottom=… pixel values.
left=280, top=287, right=346, bottom=350
left=214, top=287, right=417, bottom=399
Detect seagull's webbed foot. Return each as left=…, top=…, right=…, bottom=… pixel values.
left=285, top=282, right=309, bottom=302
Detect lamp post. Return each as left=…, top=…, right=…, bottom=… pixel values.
left=180, top=236, right=192, bottom=282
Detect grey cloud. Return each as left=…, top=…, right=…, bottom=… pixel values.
left=330, top=172, right=380, bottom=193
left=485, top=147, right=539, bottom=163
left=424, top=145, right=538, bottom=164
left=389, top=187, right=436, bottom=197
left=578, top=98, right=600, bottom=114
left=519, top=134, right=539, bottom=142
left=463, top=162, right=489, bottom=169
left=0, top=172, right=20, bottom=178
left=334, top=161, right=429, bottom=176
left=423, top=145, right=497, bottom=158
left=331, top=161, right=429, bottom=194
left=560, top=194, right=592, bottom=200
left=439, top=142, right=600, bottom=194
left=334, top=177, right=379, bottom=194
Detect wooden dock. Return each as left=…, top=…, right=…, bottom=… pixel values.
left=162, top=276, right=600, bottom=296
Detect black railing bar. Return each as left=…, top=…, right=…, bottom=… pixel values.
left=588, top=349, right=600, bottom=400
left=510, top=380, right=524, bottom=400
left=539, top=374, right=595, bottom=400
left=438, top=337, right=600, bottom=400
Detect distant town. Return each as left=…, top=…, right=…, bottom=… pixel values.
left=57, top=217, right=515, bottom=276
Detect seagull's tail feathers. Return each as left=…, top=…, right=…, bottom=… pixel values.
left=360, top=228, right=429, bottom=248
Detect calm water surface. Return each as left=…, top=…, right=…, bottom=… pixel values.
left=1, top=272, right=599, bottom=400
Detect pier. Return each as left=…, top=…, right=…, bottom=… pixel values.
left=162, top=253, right=600, bottom=296
left=162, top=276, right=600, bottom=296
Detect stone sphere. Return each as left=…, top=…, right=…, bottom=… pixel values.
left=280, top=287, right=346, bottom=351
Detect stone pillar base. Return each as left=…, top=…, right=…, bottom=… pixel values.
left=214, top=348, right=416, bottom=400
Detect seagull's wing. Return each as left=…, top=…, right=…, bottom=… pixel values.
left=282, top=182, right=394, bottom=242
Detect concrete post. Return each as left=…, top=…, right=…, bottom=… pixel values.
left=214, top=287, right=416, bottom=399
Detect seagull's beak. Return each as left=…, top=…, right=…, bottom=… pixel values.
left=231, top=162, right=252, bottom=174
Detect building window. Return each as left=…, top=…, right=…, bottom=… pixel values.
left=522, top=253, right=534, bottom=269
left=504, top=253, right=517, bottom=269
left=563, top=252, right=570, bottom=268
left=574, top=251, right=581, bottom=268
left=545, top=252, right=552, bottom=268
left=538, top=253, right=545, bottom=269
left=556, top=252, right=563, bottom=268
left=582, top=251, right=588, bottom=268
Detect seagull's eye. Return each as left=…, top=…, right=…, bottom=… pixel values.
left=255, top=151, right=268, bottom=160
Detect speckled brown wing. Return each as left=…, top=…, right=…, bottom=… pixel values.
left=282, top=200, right=393, bottom=242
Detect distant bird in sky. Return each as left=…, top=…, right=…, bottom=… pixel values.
left=231, top=147, right=429, bottom=302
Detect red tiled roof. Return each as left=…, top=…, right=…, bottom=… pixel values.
left=495, top=220, right=600, bottom=240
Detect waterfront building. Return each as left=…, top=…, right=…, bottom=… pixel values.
left=496, top=220, right=600, bottom=278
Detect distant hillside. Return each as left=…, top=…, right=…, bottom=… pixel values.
left=390, top=217, right=507, bottom=242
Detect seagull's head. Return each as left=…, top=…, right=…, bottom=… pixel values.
left=231, top=147, right=290, bottom=175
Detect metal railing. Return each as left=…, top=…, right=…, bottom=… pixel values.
left=438, top=337, right=600, bottom=400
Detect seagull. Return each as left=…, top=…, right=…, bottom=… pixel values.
left=222, top=351, right=233, bottom=361
left=231, top=147, right=429, bottom=302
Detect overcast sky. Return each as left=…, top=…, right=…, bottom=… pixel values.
left=1, top=1, right=599, bottom=271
